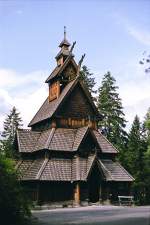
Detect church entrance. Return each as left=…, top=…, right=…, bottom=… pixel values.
left=88, top=164, right=101, bottom=203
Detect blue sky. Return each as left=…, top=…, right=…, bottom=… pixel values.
left=0, top=0, right=150, bottom=130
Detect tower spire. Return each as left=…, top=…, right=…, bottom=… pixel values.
left=64, top=26, right=66, bottom=40
left=59, top=27, right=70, bottom=48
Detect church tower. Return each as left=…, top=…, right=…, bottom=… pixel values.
left=29, top=27, right=100, bottom=131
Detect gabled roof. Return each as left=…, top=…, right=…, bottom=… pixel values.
left=17, top=127, right=118, bottom=154
left=29, top=78, right=100, bottom=127
left=17, top=130, right=41, bottom=152
left=45, top=56, right=77, bottom=83
left=72, top=126, right=89, bottom=150
left=16, top=156, right=134, bottom=182
left=93, top=130, right=118, bottom=154
left=16, top=155, right=96, bottom=181
left=28, top=79, right=76, bottom=127
left=17, top=127, right=88, bottom=153
left=99, top=160, right=134, bottom=182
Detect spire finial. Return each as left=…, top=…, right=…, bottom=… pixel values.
left=64, top=26, right=66, bottom=40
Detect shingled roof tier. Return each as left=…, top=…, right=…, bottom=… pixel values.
left=17, top=127, right=118, bottom=154
left=16, top=157, right=133, bottom=182
left=29, top=79, right=100, bottom=127
left=93, top=130, right=118, bottom=154
left=16, top=155, right=96, bottom=181
left=99, top=160, right=134, bottom=182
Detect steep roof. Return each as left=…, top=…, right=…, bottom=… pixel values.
left=16, top=155, right=96, bottom=181
left=99, top=160, right=134, bottom=182
left=17, top=127, right=88, bottom=153
left=17, top=127, right=118, bottom=154
left=28, top=79, right=76, bottom=127
left=29, top=78, right=100, bottom=127
left=16, top=157, right=133, bottom=182
left=93, top=130, right=118, bottom=154
left=45, top=56, right=77, bottom=83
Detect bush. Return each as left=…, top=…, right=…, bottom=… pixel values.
left=0, top=156, right=31, bottom=225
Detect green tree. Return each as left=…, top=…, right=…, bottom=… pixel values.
left=0, top=107, right=23, bottom=158
left=144, top=107, right=150, bottom=147
left=143, top=148, right=150, bottom=204
left=143, top=108, right=150, bottom=204
left=97, top=71, right=127, bottom=151
left=126, top=115, right=147, bottom=204
left=79, top=65, right=97, bottom=95
left=0, top=154, right=31, bottom=225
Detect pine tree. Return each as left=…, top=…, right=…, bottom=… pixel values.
left=97, top=71, right=127, bottom=151
left=79, top=65, right=97, bottom=95
left=126, top=115, right=147, bottom=204
left=144, top=107, right=150, bottom=148
left=143, top=108, right=150, bottom=203
left=0, top=107, right=23, bottom=158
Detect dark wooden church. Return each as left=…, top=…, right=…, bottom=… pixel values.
left=15, top=29, right=134, bottom=206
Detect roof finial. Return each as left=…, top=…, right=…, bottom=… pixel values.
left=64, top=26, right=66, bottom=40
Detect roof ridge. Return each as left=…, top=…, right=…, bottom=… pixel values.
left=72, top=126, right=89, bottom=151
left=99, top=159, right=113, bottom=181
left=46, top=128, right=56, bottom=149
left=86, top=154, right=97, bottom=180
left=36, top=158, right=49, bottom=180
left=29, top=79, right=77, bottom=127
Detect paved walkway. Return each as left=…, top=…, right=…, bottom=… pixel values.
left=32, top=205, right=150, bottom=225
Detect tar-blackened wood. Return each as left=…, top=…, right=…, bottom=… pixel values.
left=15, top=32, right=134, bottom=206
left=56, top=84, right=95, bottom=119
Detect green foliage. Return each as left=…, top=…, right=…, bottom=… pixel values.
left=0, top=155, right=31, bottom=225
left=79, top=65, right=97, bottom=95
left=125, top=115, right=147, bottom=204
left=143, top=148, right=150, bottom=204
left=97, top=71, right=127, bottom=151
left=0, top=107, right=23, bottom=158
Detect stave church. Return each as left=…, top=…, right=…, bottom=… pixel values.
left=15, top=29, right=134, bottom=206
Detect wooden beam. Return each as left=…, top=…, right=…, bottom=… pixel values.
left=74, top=183, right=80, bottom=205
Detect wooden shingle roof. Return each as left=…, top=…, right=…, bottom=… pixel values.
left=45, top=56, right=77, bottom=83
left=17, top=128, right=118, bottom=154
left=29, top=77, right=100, bottom=127
left=99, top=160, right=134, bottom=182
left=17, top=130, right=41, bottom=152
left=93, top=130, right=118, bottom=154
left=28, top=79, right=76, bottom=126
left=16, top=155, right=96, bottom=182
left=16, top=157, right=133, bottom=182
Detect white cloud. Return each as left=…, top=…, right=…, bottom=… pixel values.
left=0, top=65, right=150, bottom=132
left=127, top=26, right=150, bottom=46
left=95, top=58, right=150, bottom=129
left=117, top=61, right=150, bottom=126
left=112, top=13, right=150, bottom=46
left=0, top=69, right=48, bottom=131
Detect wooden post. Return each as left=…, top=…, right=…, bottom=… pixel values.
left=74, top=183, right=80, bottom=206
